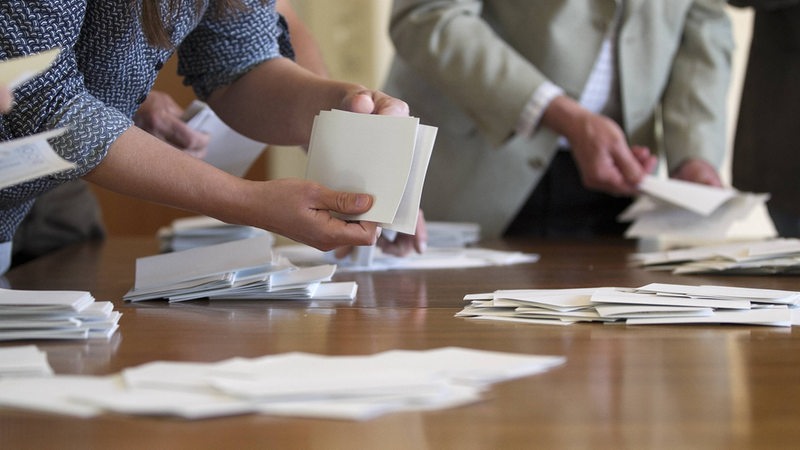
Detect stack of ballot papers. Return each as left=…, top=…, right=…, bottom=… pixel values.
left=157, top=215, right=269, bottom=252
left=0, top=49, right=78, bottom=189
left=0, top=288, right=120, bottom=341
left=457, top=283, right=800, bottom=327
left=0, top=347, right=565, bottom=420
left=426, top=221, right=481, bottom=248
left=619, top=175, right=775, bottom=242
left=181, top=100, right=267, bottom=177
left=275, top=242, right=539, bottom=272
left=305, top=109, right=437, bottom=235
left=0, top=345, right=53, bottom=377
left=124, top=234, right=357, bottom=302
left=630, top=238, right=800, bottom=275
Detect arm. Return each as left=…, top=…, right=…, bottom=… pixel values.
left=0, top=85, right=11, bottom=112
left=661, top=0, right=733, bottom=186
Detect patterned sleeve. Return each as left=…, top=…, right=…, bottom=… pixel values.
left=177, top=0, right=295, bottom=100
left=0, top=0, right=131, bottom=207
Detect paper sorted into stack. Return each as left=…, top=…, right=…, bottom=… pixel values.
left=619, top=175, right=775, bottom=242
left=0, top=347, right=565, bottom=420
left=457, top=283, right=800, bottom=327
left=0, top=288, right=120, bottom=340
left=426, top=221, right=481, bottom=248
left=305, top=109, right=437, bottom=235
left=157, top=215, right=269, bottom=252
left=630, top=238, right=800, bottom=274
left=124, top=234, right=356, bottom=302
left=0, top=345, right=53, bottom=377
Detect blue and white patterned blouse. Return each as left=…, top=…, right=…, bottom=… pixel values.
left=0, top=0, right=293, bottom=243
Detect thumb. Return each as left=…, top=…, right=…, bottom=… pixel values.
left=326, top=190, right=373, bottom=215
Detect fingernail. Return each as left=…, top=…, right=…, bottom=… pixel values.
left=355, top=194, right=369, bottom=208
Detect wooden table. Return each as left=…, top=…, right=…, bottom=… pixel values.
left=2, top=236, right=799, bottom=449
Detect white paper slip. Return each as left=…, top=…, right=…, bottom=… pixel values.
left=0, top=287, right=95, bottom=313
left=0, top=48, right=61, bottom=89
left=305, top=109, right=437, bottom=234
left=626, top=307, right=792, bottom=327
left=590, top=287, right=751, bottom=310
left=638, top=175, right=735, bottom=216
left=0, top=375, right=116, bottom=418
left=0, top=128, right=76, bottom=190
left=0, top=345, right=53, bottom=377
left=182, top=100, right=267, bottom=177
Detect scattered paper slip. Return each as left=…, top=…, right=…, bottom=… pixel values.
left=630, top=238, right=800, bottom=274
left=0, top=345, right=53, bottom=377
left=457, top=283, right=800, bottom=327
left=182, top=100, right=267, bottom=177
left=0, top=347, right=565, bottom=420
left=305, top=109, right=437, bottom=234
left=157, top=215, right=268, bottom=251
left=0, top=128, right=76, bottom=190
left=619, top=175, right=775, bottom=242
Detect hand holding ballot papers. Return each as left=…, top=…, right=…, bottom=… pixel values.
left=305, top=109, right=437, bottom=260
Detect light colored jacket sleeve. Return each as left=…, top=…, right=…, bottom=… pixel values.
left=389, top=0, right=547, bottom=146
left=660, top=0, right=734, bottom=172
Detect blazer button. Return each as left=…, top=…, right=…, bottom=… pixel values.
left=528, top=157, right=545, bottom=170
left=155, top=61, right=164, bottom=71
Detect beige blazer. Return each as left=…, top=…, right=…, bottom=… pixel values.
left=384, top=0, right=733, bottom=237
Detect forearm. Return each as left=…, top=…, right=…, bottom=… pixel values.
left=83, top=126, right=255, bottom=226
left=206, top=57, right=355, bottom=146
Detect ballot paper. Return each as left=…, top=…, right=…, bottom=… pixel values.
left=630, top=238, right=800, bottom=275
left=0, top=347, right=565, bottom=420
left=182, top=100, right=267, bottom=177
left=0, top=288, right=121, bottom=341
left=0, top=128, right=76, bottom=190
left=0, top=345, right=53, bottom=377
left=619, top=175, right=775, bottom=242
left=457, top=283, right=800, bottom=327
left=157, top=215, right=269, bottom=251
left=274, top=243, right=539, bottom=272
left=124, top=233, right=356, bottom=302
left=0, top=47, right=61, bottom=89
left=305, top=109, right=437, bottom=234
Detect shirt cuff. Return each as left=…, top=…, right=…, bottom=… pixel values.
left=515, top=81, right=564, bottom=138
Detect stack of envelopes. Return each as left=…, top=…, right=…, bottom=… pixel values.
left=0, top=347, right=565, bottom=420
left=457, top=283, right=800, bottom=327
left=630, top=238, right=800, bottom=275
left=124, top=234, right=357, bottom=302
left=0, top=288, right=120, bottom=340
left=0, top=345, right=53, bottom=377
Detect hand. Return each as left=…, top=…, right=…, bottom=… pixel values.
left=134, top=90, right=210, bottom=158
left=340, top=88, right=410, bottom=117
left=253, top=178, right=379, bottom=251
left=377, top=210, right=428, bottom=257
left=542, top=96, right=657, bottom=196
left=567, top=112, right=657, bottom=196
left=670, top=158, right=723, bottom=187
left=0, top=85, right=12, bottom=113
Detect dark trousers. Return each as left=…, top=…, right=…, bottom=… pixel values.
left=768, top=204, right=800, bottom=238
left=504, top=151, right=632, bottom=238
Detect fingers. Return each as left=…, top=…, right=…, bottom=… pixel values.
left=344, top=90, right=409, bottom=116
left=167, top=121, right=210, bottom=157
left=671, top=159, right=723, bottom=187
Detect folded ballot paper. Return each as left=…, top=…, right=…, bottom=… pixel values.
left=0, top=347, right=565, bottom=420
left=0, top=345, right=54, bottom=377
left=619, top=175, right=775, bottom=242
left=305, top=109, right=437, bottom=234
left=630, top=238, right=800, bottom=275
left=0, top=288, right=120, bottom=341
left=123, top=234, right=357, bottom=302
left=181, top=100, right=267, bottom=177
left=457, top=283, right=800, bottom=327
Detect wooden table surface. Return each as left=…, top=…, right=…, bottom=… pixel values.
left=2, top=236, right=799, bottom=450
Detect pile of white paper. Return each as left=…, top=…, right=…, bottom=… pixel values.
left=124, top=234, right=357, bottom=302
left=0, top=345, right=53, bottom=377
left=457, top=283, right=800, bottom=327
left=630, top=238, right=800, bottom=275
left=0, top=288, right=120, bottom=341
left=305, top=109, right=437, bottom=235
left=425, top=221, right=481, bottom=248
left=0, top=347, right=565, bottom=420
left=620, top=175, right=775, bottom=241
left=157, top=215, right=269, bottom=252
